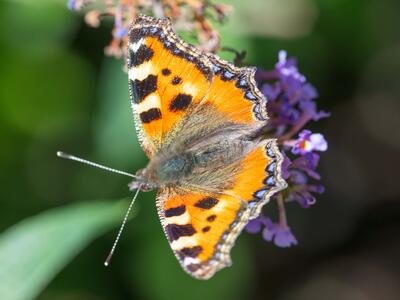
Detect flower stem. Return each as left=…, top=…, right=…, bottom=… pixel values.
left=277, top=194, right=288, bottom=228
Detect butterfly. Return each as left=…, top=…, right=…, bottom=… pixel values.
left=123, top=14, right=287, bottom=279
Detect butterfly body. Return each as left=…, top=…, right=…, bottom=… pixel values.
left=137, top=120, right=260, bottom=191
left=127, top=15, right=287, bottom=279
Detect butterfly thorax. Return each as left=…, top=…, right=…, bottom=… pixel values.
left=152, top=153, right=194, bottom=182
left=137, top=138, right=257, bottom=190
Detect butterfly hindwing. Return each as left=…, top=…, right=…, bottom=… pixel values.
left=156, top=141, right=285, bottom=279
left=225, top=139, right=287, bottom=218
left=156, top=187, right=249, bottom=280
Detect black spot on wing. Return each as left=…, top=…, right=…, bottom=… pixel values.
left=169, top=94, right=192, bottom=112
left=162, top=68, right=171, bottom=76
left=207, top=215, right=217, bottom=222
left=165, top=205, right=186, bottom=217
left=165, top=223, right=196, bottom=242
left=131, top=75, right=158, bottom=103
left=128, top=28, right=142, bottom=44
left=172, top=76, right=182, bottom=85
left=178, top=246, right=203, bottom=258
left=202, top=226, right=211, bottom=233
left=140, top=108, right=162, bottom=123
left=129, top=45, right=154, bottom=68
left=195, top=197, right=218, bottom=209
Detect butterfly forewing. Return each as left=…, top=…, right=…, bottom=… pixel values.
left=128, top=15, right=213, bottom=156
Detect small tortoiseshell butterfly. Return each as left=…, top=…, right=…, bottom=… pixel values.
left=126, top=15, right=286, bottom=279
left=58, top=14, right=287, bottom=280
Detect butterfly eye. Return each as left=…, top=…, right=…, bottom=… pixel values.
left=141, top=183, right=156, bottom=192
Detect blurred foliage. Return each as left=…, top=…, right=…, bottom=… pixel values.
left=0, top=200, right=128, bottom=300
left=0, top=0, right=399, bottom=299
left=93, top=58, right=145, bottom=168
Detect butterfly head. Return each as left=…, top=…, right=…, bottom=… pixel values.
left=128, top=168, right=158, bottom=192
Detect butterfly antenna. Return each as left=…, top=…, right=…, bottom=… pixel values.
left=104, top=184, right=142, bottom=266
left=57, top=151, right=137, bottom=178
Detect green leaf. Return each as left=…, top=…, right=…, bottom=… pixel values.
left=0, top=200, right=128, bottom=300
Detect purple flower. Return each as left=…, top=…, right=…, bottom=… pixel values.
left=264, top=225, right=298, bottom=248
left=299, top=100, right=330, bottom=121
left=281, top=153, right=292, bottom=180
left=289, top=184, right=324, bottom=208
left=284, top=152, right=325, bottom=208
left=290, top=188, right=316, bottom=208
left=245, top=216, right=269, bottom=234
left=114, top=27, right=128, bottom=39
left=67, top=0, right=77, bottom=10
left=276, top=50, right=306, bottom=83
left=299, top=83, right=318, bottom=101
left=289, top=170, right=308, bottom=184
left=291, top=153, right=321, bottom=180
left=67, top=0, right=87, bottom=10
left=292, top=130, right=328, bottom=155
left=247, top=216, right=298, bottom=248
left=112, top=5, right=129, bottom=40
left=262, top=218, right=297, bottom=248
left=262, top=82, right=281, bottom=101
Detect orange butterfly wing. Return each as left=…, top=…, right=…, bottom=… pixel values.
left=156, top=141, right=286, bottom=279
left=128, top=15, right=213, bottom=156
left=157, top=188, right=248, bottom=279
left=200, top=53, right=268, bottom=126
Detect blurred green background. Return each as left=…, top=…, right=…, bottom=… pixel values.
left=0, top=0, right=399, bottom=299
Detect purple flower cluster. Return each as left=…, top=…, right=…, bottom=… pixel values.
left=247, top=51, right=330, bottom=247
